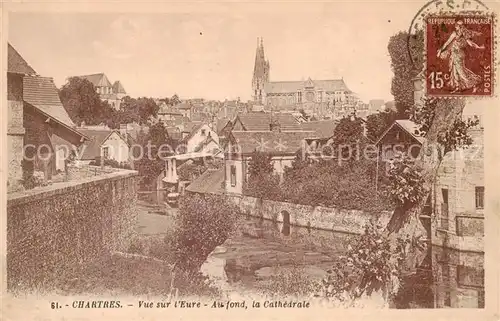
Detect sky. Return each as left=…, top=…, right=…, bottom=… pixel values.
left=8, top=2, right=428, bottom=103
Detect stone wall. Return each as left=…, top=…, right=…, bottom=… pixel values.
left=431, top=129, right=484, bottom=253
left=7, top=169, right=139, bottom=291
left=233, top=195, right=391, bottom=235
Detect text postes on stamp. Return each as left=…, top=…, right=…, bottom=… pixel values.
left=425, top=14, right=494, bottom=97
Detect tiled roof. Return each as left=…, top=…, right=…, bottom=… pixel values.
left=8, top=43, right=37, bottom=75
left=77, top=129, right=117, bottom=160
left=165, top=127, right=182, bottom=140
left=23, top=76, right=76, bottom=128
left=264, top=79, right=351, bottom=94
left=112, top=80, right=126, bottom=94
left=180, top=122, right=206, bottom=143
left=77, top=73, right=113, bottom=88
left=300, top=119, right=339, bottom=139
left=234, top=113, right=302, bottom=132
left=229, top=131, right=313, bottom=154
left=217, top=118, right=232, bottom=134
left=395, top=120, right=425, bottom=144
left=185, top=168, right=225, bottom=195
left=375, top=119, right=425, bottom=146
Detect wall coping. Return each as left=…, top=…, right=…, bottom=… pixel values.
left=7, top=169, right=138, bottom=208
left=238, top=195, right=393, bottom=216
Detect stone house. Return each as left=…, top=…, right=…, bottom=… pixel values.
left=224, top=130, right=313, bottom=195
left=178, top=123, right=220, bottom=154
left=77, top=128, right=131, bottom=165
left=7, top=44, right=88, bottom=190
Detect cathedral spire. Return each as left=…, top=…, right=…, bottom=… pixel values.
left=252, top=37, right=270, bottom=104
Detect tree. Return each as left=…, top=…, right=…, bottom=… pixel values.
left=172, top=193, right=240, bottom=271
left=134, top=121, right=173, bottom=189
left=59, top=77, right=117, bottom=126
left=247, top=151, right=274, bottom=180
left=366, top=110, right=398, bottom=142
left=332, top=116, right=366, bottom=160
left=170, top=94, right=181, bottom=106
left=388, top=30, right=424, bottom=119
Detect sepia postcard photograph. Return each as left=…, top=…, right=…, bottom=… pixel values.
left=1, top=0, right=499, bottom=320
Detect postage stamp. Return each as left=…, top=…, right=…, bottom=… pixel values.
left=425, top=13, right=495, bottom=97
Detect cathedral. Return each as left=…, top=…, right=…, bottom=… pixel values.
left=251, top=38, right=361, bottom=118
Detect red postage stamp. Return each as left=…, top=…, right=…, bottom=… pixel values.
left=425, top=14, right=494, bottom=97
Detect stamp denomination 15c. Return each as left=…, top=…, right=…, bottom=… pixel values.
left=425, top=13, right=495, bottom=97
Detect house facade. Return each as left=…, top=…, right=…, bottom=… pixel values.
left=224, top=131, right=313, bottom=195
left=78, top=128, right=131, bottom=165
left=179, top=123, right=220, bottom=154
left=7, top=44, right=88, bottom=189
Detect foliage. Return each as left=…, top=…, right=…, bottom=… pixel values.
left=411, top=97, right=479, bottom=154
left=134, top=121, right=174, bottom=189
left=387, top=30, right=424, bottom=118
left=332, top=116, right=366, bottom=159
left=117, top=96, right=160, bottom=125
left=366, top=110, right=398, bottom=142
left=320, top=221, right=403, bottom=302
left=89, top=159, right=132, bottom=170
left=59, top=77, right=118, bottom=127
left=21, top=170, right=47, bottom=190
left=247, top=151, right=274, bottom=179
left=386, top=153, right=427, bottom=207
left=177, top=158, right=223, bottom=182
left=259, top=265, right=318, bottom=297
left=172, top=193, right=240, bottom=271
left=244, top=173, right=282, bottom=201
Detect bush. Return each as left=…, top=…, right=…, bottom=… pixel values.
left=320, top=221, right=403, bottom=302
left=89, top=159, right=132, bottom=170
left=171, top=193, right=240, bottom=271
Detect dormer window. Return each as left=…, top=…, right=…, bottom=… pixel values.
left=201, top=129, right=206, bottom=136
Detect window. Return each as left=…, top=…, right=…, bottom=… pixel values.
left=201, top=129, right=206, bottom=136
left=230, top=165, right=236, bottom=187
left=442, top=188, right=449, bottom=204
left=102, top=147, right=109, bottom=159
left=475, top=186, right=484, bottom=209
left=297, top=92, right=302, bottom=103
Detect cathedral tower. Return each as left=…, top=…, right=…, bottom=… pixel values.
left=252, top=37, right=270, bottom=104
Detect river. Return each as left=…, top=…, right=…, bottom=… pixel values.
left=138, top=191, right=485, bottom=309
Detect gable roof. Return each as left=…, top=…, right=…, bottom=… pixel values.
left=180, top=122, right=208, bottom=143
left=234, top=113, right=303, bottom=132
left=185, top=168, right=225, bottom=195
left=23, top=76, right=80, bottom=129
left=300, top=119, right=339, bottom=139
left=112, top=80, right=126, bottom=94
left=264, top=79, right=351, bottom=94
left=229, top=130, right=313, bottom=155
left=77, top=129, right=127, bottom=160
left=375, top=119, right=425, bottom=146
left=8, top=43, right=37, bottom=75
left=77, top=73, right=113, bottom=88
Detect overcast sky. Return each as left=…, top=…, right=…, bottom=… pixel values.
left=9, top=2, right=428, bottom=103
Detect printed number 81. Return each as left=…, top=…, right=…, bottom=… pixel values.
left=429, top=71, right=448, bottom=89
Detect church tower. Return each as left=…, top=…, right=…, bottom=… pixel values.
left=252, top=37, right=270, bottom=104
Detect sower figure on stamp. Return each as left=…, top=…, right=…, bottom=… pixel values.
left=437, top=20, right=485, bottom=93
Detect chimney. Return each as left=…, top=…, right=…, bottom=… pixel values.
left=119, top=124, right=127, bottom=137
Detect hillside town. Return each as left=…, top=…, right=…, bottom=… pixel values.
left=6, top=12, right=486, bottom=311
